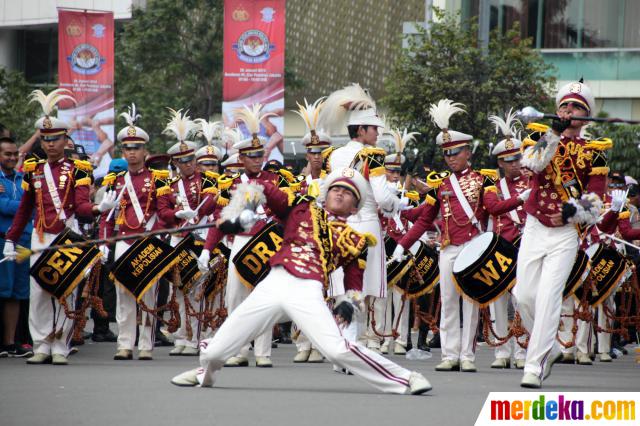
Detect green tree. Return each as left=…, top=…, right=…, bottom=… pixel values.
left=382, top=8, right=556, bottom=170
left=587, top=121, right=640, bottom=178
left=0, top=67, right=39, bottom=143
left=115, top=0, right=225, bottom=153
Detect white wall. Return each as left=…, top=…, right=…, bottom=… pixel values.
left=0, top=0, right=145, bottom=28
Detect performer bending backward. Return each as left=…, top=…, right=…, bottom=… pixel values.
left=485, top=110, right=530, bottom=369
left=515, top=80, right=610, bottom=388
left=99, top=105, right=172, bottom=361
left=320, top=83, right=407, bottom=352
left=390, top=100, right=528, bottom=373
left=171, top=167, right=432, bottom=395
left=3, top=89, right=117, bottom=365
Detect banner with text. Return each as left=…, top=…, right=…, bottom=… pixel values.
left=222, top=0, right=285, bottom=162
left=58, top=9, right=114, bottom=177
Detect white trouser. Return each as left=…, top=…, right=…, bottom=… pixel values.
left=439, top=242, right=479, bottom=362
left=364, top=296, right=387, bottom=348
left=514, top=215, right=578, bottom=377
left=597, top=295, right=616, bottom=354
left=29, top=232, right=77, bottom=357
left=170, top=236, right=200, bottom=349
left=196, top=267, right=414, bottom=394
left=114, top=240, right=159, bottom=351
left=383, top=287, right=409, bottom=347
left=558, top=298, right=576, bottom=354
left=226, top=235, right=272, bottom=358
left=295, top=328, right=311, bottom=352
left=490, top=292, right=526, bottom=360
left=575, top=304, right=594, bottom=355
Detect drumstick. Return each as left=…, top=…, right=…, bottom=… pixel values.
left=598, top=232, right=640, bottom=251
left=14, top=221, right=223, bottom=263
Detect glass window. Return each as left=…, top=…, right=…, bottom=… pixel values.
left=623, top=0, right=640, bottom=47
left=18, top=28, right=58, bottom=84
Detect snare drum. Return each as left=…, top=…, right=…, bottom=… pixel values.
left=563, top=249, right=589, bottom=300
left=574, top=243, right=629, bottom=307
left=452, top=232, right=518, bottom=307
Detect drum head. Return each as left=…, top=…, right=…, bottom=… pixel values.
left=453, top=232, right=494, bottom=273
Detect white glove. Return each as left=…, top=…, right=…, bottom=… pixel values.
left=99, top=245, right=109, bottom=264
left=398, top=197, right=412, bottom=211
left=198, top=249, right=211, bottom=272
left=518, top=188, right=532, bottom=202
left=610, top=189, right=627, bottom=212
left=390, top=245, right=405, bottom=263
left=96, top=190, right=118, bottom=213
left=2, top=240, right=16, bottom=261
left=175, top=209, right=198, bottom=220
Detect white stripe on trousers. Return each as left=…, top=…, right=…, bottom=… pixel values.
left=196, top=267, right=413, bottom=394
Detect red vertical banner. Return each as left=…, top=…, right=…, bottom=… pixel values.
left=58, top=10, right=114, bottom=177
left=223, top=0, right=286, bottom=162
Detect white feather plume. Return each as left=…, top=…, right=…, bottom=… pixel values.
left=429, top=99, right=466, bottom=130
left=119, top=103, right=141, bottom=127
left=234, top=104, right=275, bottom=136
left=28, top=88, right=76, bottom=116
left=194, top=118, right=223, bottom=145
left=389, top=128, right=419, bottom=155
left=222, top=127, right=243, bottom=146
left=488, top=108, right=520, bottom=138
left=293, top=98, right=325, bottom=132
left=319, top=83, right=377, bottom=135
left=220, top=183, right=266, bottom=223
left=162, top=108, right=198, bottom=141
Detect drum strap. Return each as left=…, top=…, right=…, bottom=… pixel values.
left=177, top=179, right=191, bottom=211
left=124, top=172, right=145, bottom=226
left=449, top=173, right=482, bottom=231
left=43, top=162, right=67, bottom=221
left=499, top=177, right=521, bottom=224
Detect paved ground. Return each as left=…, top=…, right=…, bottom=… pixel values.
left=1, top=336, right=638, bottom=426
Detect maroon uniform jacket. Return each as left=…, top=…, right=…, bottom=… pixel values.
left=99, top=167, right=170, bottom=238
left=203, top=170, right=280, bottom=251
left=260, top=181, right=373, bottom=291
left=397, top=168, right=521, bottom=250
left=7, top=157, right=94, bottom=242
left=524, top=135, right=608, bottom=229
left=156, top=170, right=218, bottom=229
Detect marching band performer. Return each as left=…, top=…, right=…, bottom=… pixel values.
left=99, top=105, right=172, bottom=361
left=379, top=128, right=418, bottom=355
left=320, top=83, right=405, bottom=352
left=515, top=80, right=610, bottom=388
left=193, top=118, right=223, bottom=175
left=391, top=100, right=528, bottom=372
left=292, top=98, right=332, bottom=363
left=484, top=110, right=530, bottom=369
left=198, top=104, right=281, bottom=368
left=157, top=109, right=218, bottom=356
left=3, top=89, right=115, bottom=365
left=171, top=167, right=432, bottom=395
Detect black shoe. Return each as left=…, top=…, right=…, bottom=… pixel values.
left=271, top=341, right=278, bottom=348
left=417, top=342, right=431, bottom=352
left=428, top=333, right=441, bottom=349
left=7, top=344, right=34, bottom=358
left=0, top=345, right=8, bottom=358
left=92, top=330, right=117, bottom=342
left=154, top=333, right=173, bottom=347
left=609, top=350, right=618, bottom=359
left=70, top=337, right=85, bottom=346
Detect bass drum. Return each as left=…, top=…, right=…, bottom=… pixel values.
left=574, top=243, right=629, bottom=307
left=452, top=232, right=518, bottom=307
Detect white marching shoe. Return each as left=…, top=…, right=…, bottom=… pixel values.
left=171, top=369, right=200, bottom=387
left=408, top=372, right=432, bottom=395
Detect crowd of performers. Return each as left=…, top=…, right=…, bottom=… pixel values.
left=2, top=79, right=639, bottom=395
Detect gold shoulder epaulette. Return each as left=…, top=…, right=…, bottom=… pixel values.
left=22, top=158, right=42, bottom=173
left=406, top=190, right=421, bottom=202
left=217, top=173, right=239, bottom=190
left=358, top=147, right=387, bottom=157
left=277, top=168, right=295, bottom=183
left=522, top=138, right=536, bottom=147
left=102, top=172, right=117, bottom=187
left=585, top=138, right=613, bottom=151
left=73, top=159, right=93, bottom=172
left=204, top=171, right=220, bottom=181
left=426, top=170, right=451, bottom=188
left=479, top=168, right=499, bottom=181
left=151, top=169, right=170, bottom=180
left=526, top=122, right=550, bottom=133
left=321, top=146, right=336, bottom=160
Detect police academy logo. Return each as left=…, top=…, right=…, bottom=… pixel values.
left=67, top=43, right=106, bottom=75
left=233, top=30, right=274, bottom=64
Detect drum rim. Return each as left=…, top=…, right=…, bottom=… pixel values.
left=452, top=232, right=498, bottom=273
left=563, top=249, right=589, bottom=300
